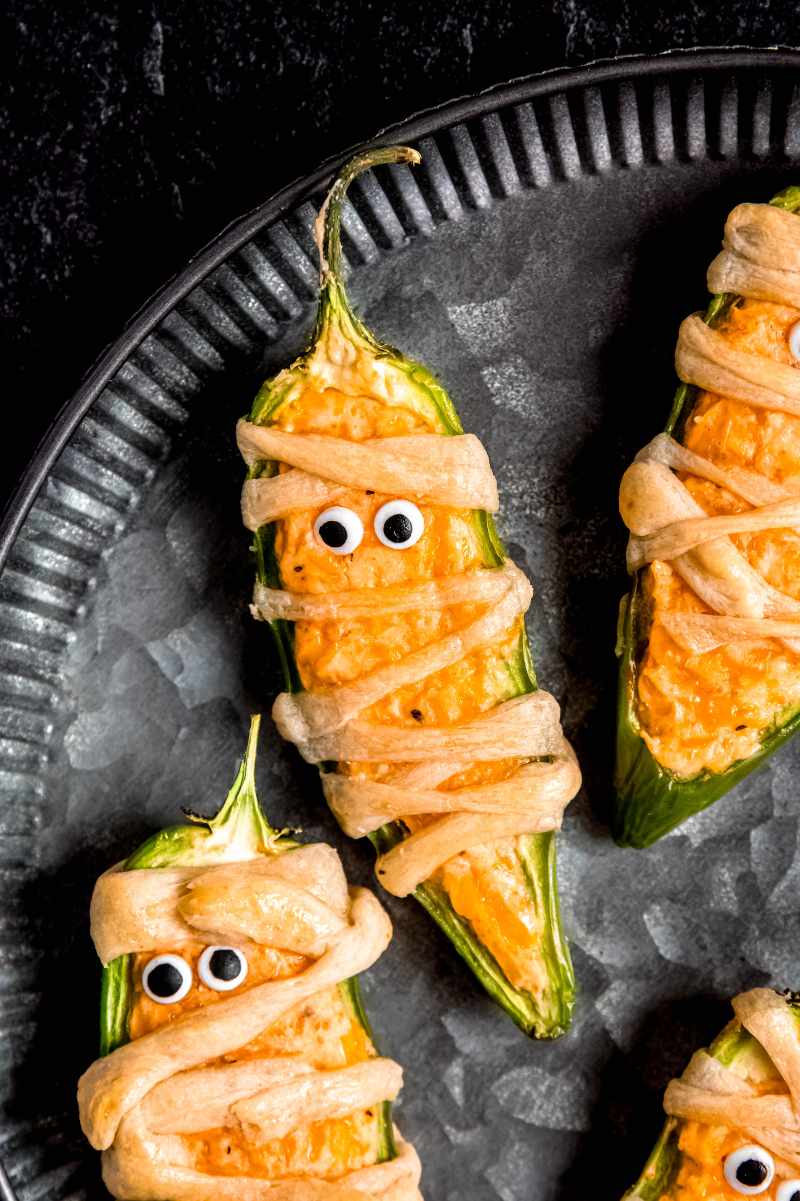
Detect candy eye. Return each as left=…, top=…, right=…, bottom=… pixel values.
left=789, top=320, right=800, bottom=362
left=142, top=954, right=192, bottom=1005
left=198, top=945, right=249, bottom=992
left=314, top=507, right=363, bottom=554
left=374, top=500, right=424, bottom=549
left=724, top=1147, right=775, bottom=1195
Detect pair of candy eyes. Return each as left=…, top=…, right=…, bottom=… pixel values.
left=725, top=1146, right=800, bottom=1198
left=314, top=500, right=424, bottom=555
left=142, top=947, right=247, bottom=1004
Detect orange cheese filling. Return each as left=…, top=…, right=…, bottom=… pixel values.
left=662, top=1115, right=789, bottom=1201
left=637, top=300, right=800, bottom=778
left=128, top=941, right=382, bottom=1181
left=270, top=386, right=547, bottom=996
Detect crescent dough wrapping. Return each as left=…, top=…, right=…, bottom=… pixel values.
left=619, top=201, right=800, bottom=776
left=239, top=423, right=579, bottom=899
left=79, top=843, right=422, bottom=1200
left=237, top=424, right=500, bottom=515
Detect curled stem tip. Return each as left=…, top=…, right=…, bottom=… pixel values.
left=315, top=145, right=422, bottom=284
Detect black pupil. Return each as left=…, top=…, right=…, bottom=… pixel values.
left=209, top=948, right=242, bottom=981
left=319, top=519, right=348, bottom=548
left=790, top=1192, right=800, bottom=1201
left=736, top=1160, right=768, bottom=1187
left=147, top=962, right=184, bottom=998
left=383, top=513, right=413, bottom=543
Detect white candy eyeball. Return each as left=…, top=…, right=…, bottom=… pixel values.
left=314, top=507, right=364, bottom=554
left=724, top=1146, right=775, bottom=1195
left=198, top=945, right=249, bottom=992
left=777, top=1181, right=800, bottom=1201
left=789, top=320, right=800, bottom=362
left=374, top=500, right=424, bottom=550
left=142, top=954, right=193, bottom=1005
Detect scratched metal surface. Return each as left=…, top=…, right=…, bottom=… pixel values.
left=3, top=55, right=800, bottom=1201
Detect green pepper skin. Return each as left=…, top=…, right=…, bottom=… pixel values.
left=246, top=146, right=575, bottom=1039
left=622, top=993, right=800, bottom=1201
left=96, top=715, right=395, bottom=1163
left=613, top=186, right=800, bottom=849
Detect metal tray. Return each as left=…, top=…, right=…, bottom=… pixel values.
left=3, top=47, right=800, bottom=1201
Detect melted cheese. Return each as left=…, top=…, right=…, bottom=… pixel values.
left=637, top=300, right=800, bottom=777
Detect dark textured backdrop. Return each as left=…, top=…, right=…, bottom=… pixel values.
left=4, top=1, right=800, bottom=503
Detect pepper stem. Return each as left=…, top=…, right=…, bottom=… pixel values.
left=194, top=714, right=292, bottom=857
left=313, top=145, right=421, bottom=329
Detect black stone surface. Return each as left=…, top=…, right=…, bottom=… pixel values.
left=4, top=1, right=800, bottom=506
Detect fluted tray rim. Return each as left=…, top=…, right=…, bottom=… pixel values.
left=4, top=44, right=800, bottom=575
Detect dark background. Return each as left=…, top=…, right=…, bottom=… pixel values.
left=4, top=1, right=800, bottom=507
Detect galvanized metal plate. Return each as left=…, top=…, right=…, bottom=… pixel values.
left=3, top=49, right=800, bottom=1201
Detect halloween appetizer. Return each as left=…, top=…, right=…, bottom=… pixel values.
left=624, top=988, right=800, bottom=1201
left=615, top=188, right=800, bottom=847
left=77, top=716, right=422, bottom=1200
left=239, top=145, right=580, bottom=1039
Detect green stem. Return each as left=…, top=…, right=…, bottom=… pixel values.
left=198, top=712, right=281, bottom=854
left=313, top=145, right=421, bottom=341
left=315, top=145, right=420, bottom=286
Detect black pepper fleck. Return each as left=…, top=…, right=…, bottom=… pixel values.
left=410, top=708, right=423, bottom=722
left=294, top=564, right=303, bottom=572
